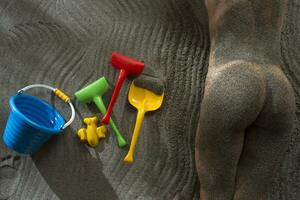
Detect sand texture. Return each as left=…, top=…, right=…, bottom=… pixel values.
left=0, top=0, right=299, bottom=199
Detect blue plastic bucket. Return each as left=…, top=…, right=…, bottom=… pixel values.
left=3, top=93, right=65, bottom=154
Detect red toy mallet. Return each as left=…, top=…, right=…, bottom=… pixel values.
left=102, top=52, right=145, bottom=124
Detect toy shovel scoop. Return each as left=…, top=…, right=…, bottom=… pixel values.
left=124, top=82, right=164, bottom=164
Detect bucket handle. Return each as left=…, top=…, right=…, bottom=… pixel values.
left=18, top=84, right=75, bottom=130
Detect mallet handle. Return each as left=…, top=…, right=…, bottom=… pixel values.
left=94, top=96, right=127, bottom=147
left=102, top=69, right=128, bottom=124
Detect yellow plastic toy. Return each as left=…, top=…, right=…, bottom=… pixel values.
left=124, top=82, right=164, bottom=164
left=77, top=117, right=108, bottom=148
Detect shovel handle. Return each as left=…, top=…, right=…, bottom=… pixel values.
left=124, top=109, right=145, bottom=164
left=18, top=84, right=75, bottom=130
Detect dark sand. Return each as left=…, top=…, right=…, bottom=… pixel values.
left=0, top=0, right=299, bottom=199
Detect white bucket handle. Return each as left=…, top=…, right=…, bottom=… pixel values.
left=18, top=84, right=75, bottom=130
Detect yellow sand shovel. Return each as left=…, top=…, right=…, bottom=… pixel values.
left=124, top=82, right=164, bottom=164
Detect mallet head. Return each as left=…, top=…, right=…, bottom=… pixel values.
left=75, top=77, right=109, bottom=103
left=110, top=52, right=145, bottom=76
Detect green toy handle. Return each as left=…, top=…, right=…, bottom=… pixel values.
left=93, top=96, right=127, bottom=147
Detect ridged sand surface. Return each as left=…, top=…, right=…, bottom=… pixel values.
left=0, top=0, right=299, bottom=199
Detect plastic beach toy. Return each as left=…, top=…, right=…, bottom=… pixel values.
left=101, top=53, right=145, bottom=125
left=3, top=84, right=75, bottom=154
left=77, top=117, right=107, bottom=148
left=75, top=77, right=127, bottom=147
left=124, top=82, right=164, bottom=164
